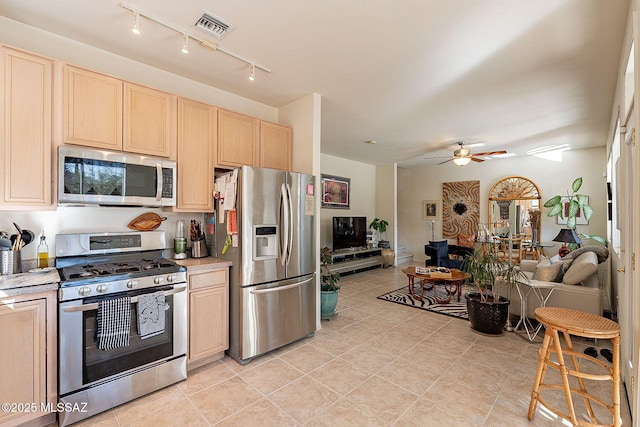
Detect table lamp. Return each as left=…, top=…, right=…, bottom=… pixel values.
left=552, top=228, right=581, bottom=254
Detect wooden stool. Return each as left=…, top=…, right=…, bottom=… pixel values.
left=528, top=307, right=621, bottom=426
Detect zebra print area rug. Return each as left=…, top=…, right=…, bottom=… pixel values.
left=377, top=284, right=472, bottom=321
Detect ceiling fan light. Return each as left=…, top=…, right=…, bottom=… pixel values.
left=453, top=156, right=471, bottom=166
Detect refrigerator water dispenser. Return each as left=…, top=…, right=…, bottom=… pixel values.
left=253, top=225, right=278, bottom=260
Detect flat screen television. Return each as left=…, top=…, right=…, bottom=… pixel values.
left=332, top=216, right=367, bottom=250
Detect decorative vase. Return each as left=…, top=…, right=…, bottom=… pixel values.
left=465, top=292, right=510, bottom=335
left=381, top=248, right=395, bottom=267
left=320, top=289, right=339, bottom=319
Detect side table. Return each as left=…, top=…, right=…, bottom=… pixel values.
left=514, top=281, right=556, bottom=342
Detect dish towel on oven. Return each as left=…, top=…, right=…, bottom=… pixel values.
left=96, top=296, right=131, bottom=351
left=137, top=291, right=166, bottom=339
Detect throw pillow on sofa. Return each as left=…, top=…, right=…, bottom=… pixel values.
left=457, top=234, right=475, bottom=248
left=562, top=252, right=599, bottom=285
left=531, top=257, right=564, bottom=282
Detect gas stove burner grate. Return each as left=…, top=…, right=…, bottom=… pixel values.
left=59, top=256, right=184, bottom=285
left=115, top=267, right=141, bottom=273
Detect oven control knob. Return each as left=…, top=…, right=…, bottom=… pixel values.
left=96, top=284, right=109, bottom=294
left=127, top=280, right=139, bottom=289
left=154, top=277, right=164, bottom=285
left=78, top=286, right=91, bottom=297
left=167, top=275, right=176, bottom=283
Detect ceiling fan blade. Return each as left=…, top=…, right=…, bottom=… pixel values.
left=437, top=158, right=453, bottom=165
left=472, top=150, right=507, bottom=157
left=470, top=157, right=485, bottom=162
left=423, top=155, right=453, bottom=159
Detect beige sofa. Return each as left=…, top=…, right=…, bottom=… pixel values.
left=499, top=250, right=603, bottom=319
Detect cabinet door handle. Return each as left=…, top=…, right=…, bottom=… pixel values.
left=617, top=267, right=625, bottom=273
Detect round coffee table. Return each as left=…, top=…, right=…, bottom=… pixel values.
left=401, top=266, right=468, bottom=304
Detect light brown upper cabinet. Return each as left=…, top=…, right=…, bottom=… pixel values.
left=0, top=47, right=53, bottom=209
left=63, top=65, right=122, bottom=151
left=174, top=98, right=217, bottom=212
left=64, top=65, right=175, bottom=158
left=123, top=82, right=175, bottom=158
left=259, top=121, right=292, bottom=171
left=217, top=109, right=259, bottom=168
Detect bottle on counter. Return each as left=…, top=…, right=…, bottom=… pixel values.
left=37, top=231, right=49, bottom=268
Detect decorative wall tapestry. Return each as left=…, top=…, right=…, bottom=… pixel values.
left=442, top=180, right=480, bottom=238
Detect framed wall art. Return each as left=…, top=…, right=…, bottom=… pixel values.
left=423, top=200, right=441, bottom=221
left=557, top=196, right=589, bottom=225
left=321, top=174, right=350, bottom=209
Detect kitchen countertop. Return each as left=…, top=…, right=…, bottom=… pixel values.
left=175, top=256, right=232, bottom=273
left=0, top=268, right=60, bottom=297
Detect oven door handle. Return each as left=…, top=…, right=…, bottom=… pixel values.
left=62, top=285, right=186, bottom=313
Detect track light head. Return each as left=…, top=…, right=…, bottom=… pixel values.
left=249, top=64, right=255, bottom=81
left=131, top=12, right=141, bottom=35
left=181, top=35, right=189, bottom=54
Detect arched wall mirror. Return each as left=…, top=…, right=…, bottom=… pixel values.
left=488, top=176, right=542, bottom=242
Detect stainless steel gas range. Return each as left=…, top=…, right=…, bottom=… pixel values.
left=55, top=231, right=187, bottom=426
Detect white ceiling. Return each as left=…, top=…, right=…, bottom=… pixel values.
left=0, top=0, right=630, bottom=167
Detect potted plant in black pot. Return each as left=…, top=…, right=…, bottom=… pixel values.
left=320, top=246, right=341, bottom=319
left=462, top=244, right=528, bottom=335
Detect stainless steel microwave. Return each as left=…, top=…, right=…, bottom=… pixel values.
left=58, top=146, right=176, bottom=207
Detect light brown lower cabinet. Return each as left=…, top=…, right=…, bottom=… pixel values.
left=0, top=291, right=57, bottom=427
left=188, top=268, right=229, bottom=369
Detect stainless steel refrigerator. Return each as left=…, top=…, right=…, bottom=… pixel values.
left=215, top=166, right=316, bottom=364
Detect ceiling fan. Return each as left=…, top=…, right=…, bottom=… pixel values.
left=427, top=142, right=507, bottom=166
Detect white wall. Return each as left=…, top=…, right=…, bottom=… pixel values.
left=375, top=164, right=397, bottom=249
left=398, top=147, right=607, bottom=264
left=279, top=94, right=321, bottom=176
left=320, top=154, right=376, bottom=249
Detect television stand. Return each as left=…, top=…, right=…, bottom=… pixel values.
left=326, top=247, right=383, bottom=276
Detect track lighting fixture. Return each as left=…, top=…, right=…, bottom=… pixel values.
left=181, top=34, right=189, bottom=54
left=131, top=12, right=141, bottom=35
left=120, top=3, right=271, bottom=79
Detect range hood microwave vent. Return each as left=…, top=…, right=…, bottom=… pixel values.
left=194, top=11, right=235, bottom=39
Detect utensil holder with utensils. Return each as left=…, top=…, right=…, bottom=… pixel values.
left=190, top=220, right=208, bottom=258
left=1, top=250, right=21, bottom=275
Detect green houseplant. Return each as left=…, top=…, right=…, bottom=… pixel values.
left=543, top=177, right=607, bottom=247
left=369, top=218, right=390, bottom=248
left=462, top=244, right=528, bottom=334
left=320, top=246, right=340, bottom=319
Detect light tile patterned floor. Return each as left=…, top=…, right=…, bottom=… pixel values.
left=70, top=263, right=632, bottom=426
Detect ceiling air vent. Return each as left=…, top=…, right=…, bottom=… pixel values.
left=194, top=12, right=235, bottom=39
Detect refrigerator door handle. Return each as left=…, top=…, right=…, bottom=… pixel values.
left=280, top=183, right=290, bottom=266
left=285, top=183, right=294, bottom=266
left=248, top=276, right=314, bottom=294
